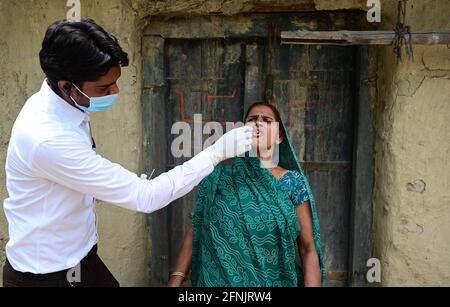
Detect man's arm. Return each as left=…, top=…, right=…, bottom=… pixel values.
left=32, top=126, right=253, bottom=213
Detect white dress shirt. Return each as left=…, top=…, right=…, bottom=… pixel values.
left=3, top=80, right=214, bottom=274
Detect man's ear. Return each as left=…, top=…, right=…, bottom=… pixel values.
left=56, top=81, right=74, bottom=103
left=58, top=81, right=71, bottom=94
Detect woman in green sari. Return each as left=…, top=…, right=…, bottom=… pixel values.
left=168, top=102, right=325, bottom=287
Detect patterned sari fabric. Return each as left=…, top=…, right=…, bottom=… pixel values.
left=191, top=117, right=325, bottom=287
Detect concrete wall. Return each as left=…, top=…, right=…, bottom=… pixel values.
left=372, top=0, right=450, bottom=286
left=0, top=0, right=449, bottom=286
left=0, top=0, right=148, bottom=287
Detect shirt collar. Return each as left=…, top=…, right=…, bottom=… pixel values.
left=39, top=80, right=90, bottom=127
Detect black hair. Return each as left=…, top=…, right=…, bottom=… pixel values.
left=39, top=18, right=129, bottom=94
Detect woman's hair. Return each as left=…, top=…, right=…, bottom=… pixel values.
left=246, top=102, right=286, bottom=140
left=39, top=18, right=129, bottom=93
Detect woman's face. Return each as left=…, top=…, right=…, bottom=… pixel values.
left=245, top=105, right=283, bottom=157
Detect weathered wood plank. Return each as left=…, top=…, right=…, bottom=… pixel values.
left=244, top=42, right=265, bottom=112
left=164, top=40, right=203, bottom=275
left=143, top=36, right=170, bottom=287
left=348, top=46, right=376, bottom=287
left=282, top=30, right=450, bottom=45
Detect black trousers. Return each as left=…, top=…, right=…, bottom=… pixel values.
left=2, top=245, right=119, bottom=287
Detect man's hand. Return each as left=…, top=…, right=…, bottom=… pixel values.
left=205, top=126, right=254, bottom=166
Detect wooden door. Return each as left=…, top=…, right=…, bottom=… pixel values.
left=143, top=13, right=369, bottom=287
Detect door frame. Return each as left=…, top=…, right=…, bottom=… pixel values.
left=142, top=13, right=376, bottom=287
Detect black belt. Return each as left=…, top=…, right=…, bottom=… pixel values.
left=6, top=244, right=98, bottom=282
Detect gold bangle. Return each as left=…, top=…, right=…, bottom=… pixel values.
left=170, top=271, right=186, bottom=279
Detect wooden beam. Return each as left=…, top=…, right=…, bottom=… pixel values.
left=251, top=2, right=316, bottom=12
left=281, top=30, right=450, bottom=45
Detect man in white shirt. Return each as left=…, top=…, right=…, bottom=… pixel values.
left=2, top=18, right=253, bottom=287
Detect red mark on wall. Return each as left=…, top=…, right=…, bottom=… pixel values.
left=177, top=91, right=189, bottom=122
left=177, top=89, right=239, bottom=124
left=207, top=89, right=238, bottom=119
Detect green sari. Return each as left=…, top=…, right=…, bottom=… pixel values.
left=192, top=116, right=325, bottom=287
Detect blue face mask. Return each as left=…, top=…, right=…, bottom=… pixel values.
left=69, top=83, right=118, bottom=113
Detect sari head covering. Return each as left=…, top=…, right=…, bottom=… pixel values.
left=192, top=103, right=325, bottom=287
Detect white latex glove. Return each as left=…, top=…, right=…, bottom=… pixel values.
left=205, top=126, right=254, bottom=166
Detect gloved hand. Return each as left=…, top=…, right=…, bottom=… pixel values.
left=205, top=126, right=254, bottom=166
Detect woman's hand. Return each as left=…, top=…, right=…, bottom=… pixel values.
left=167, top=227, right=194, bottom=287
left=167, top=275, right=185, bottom=287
